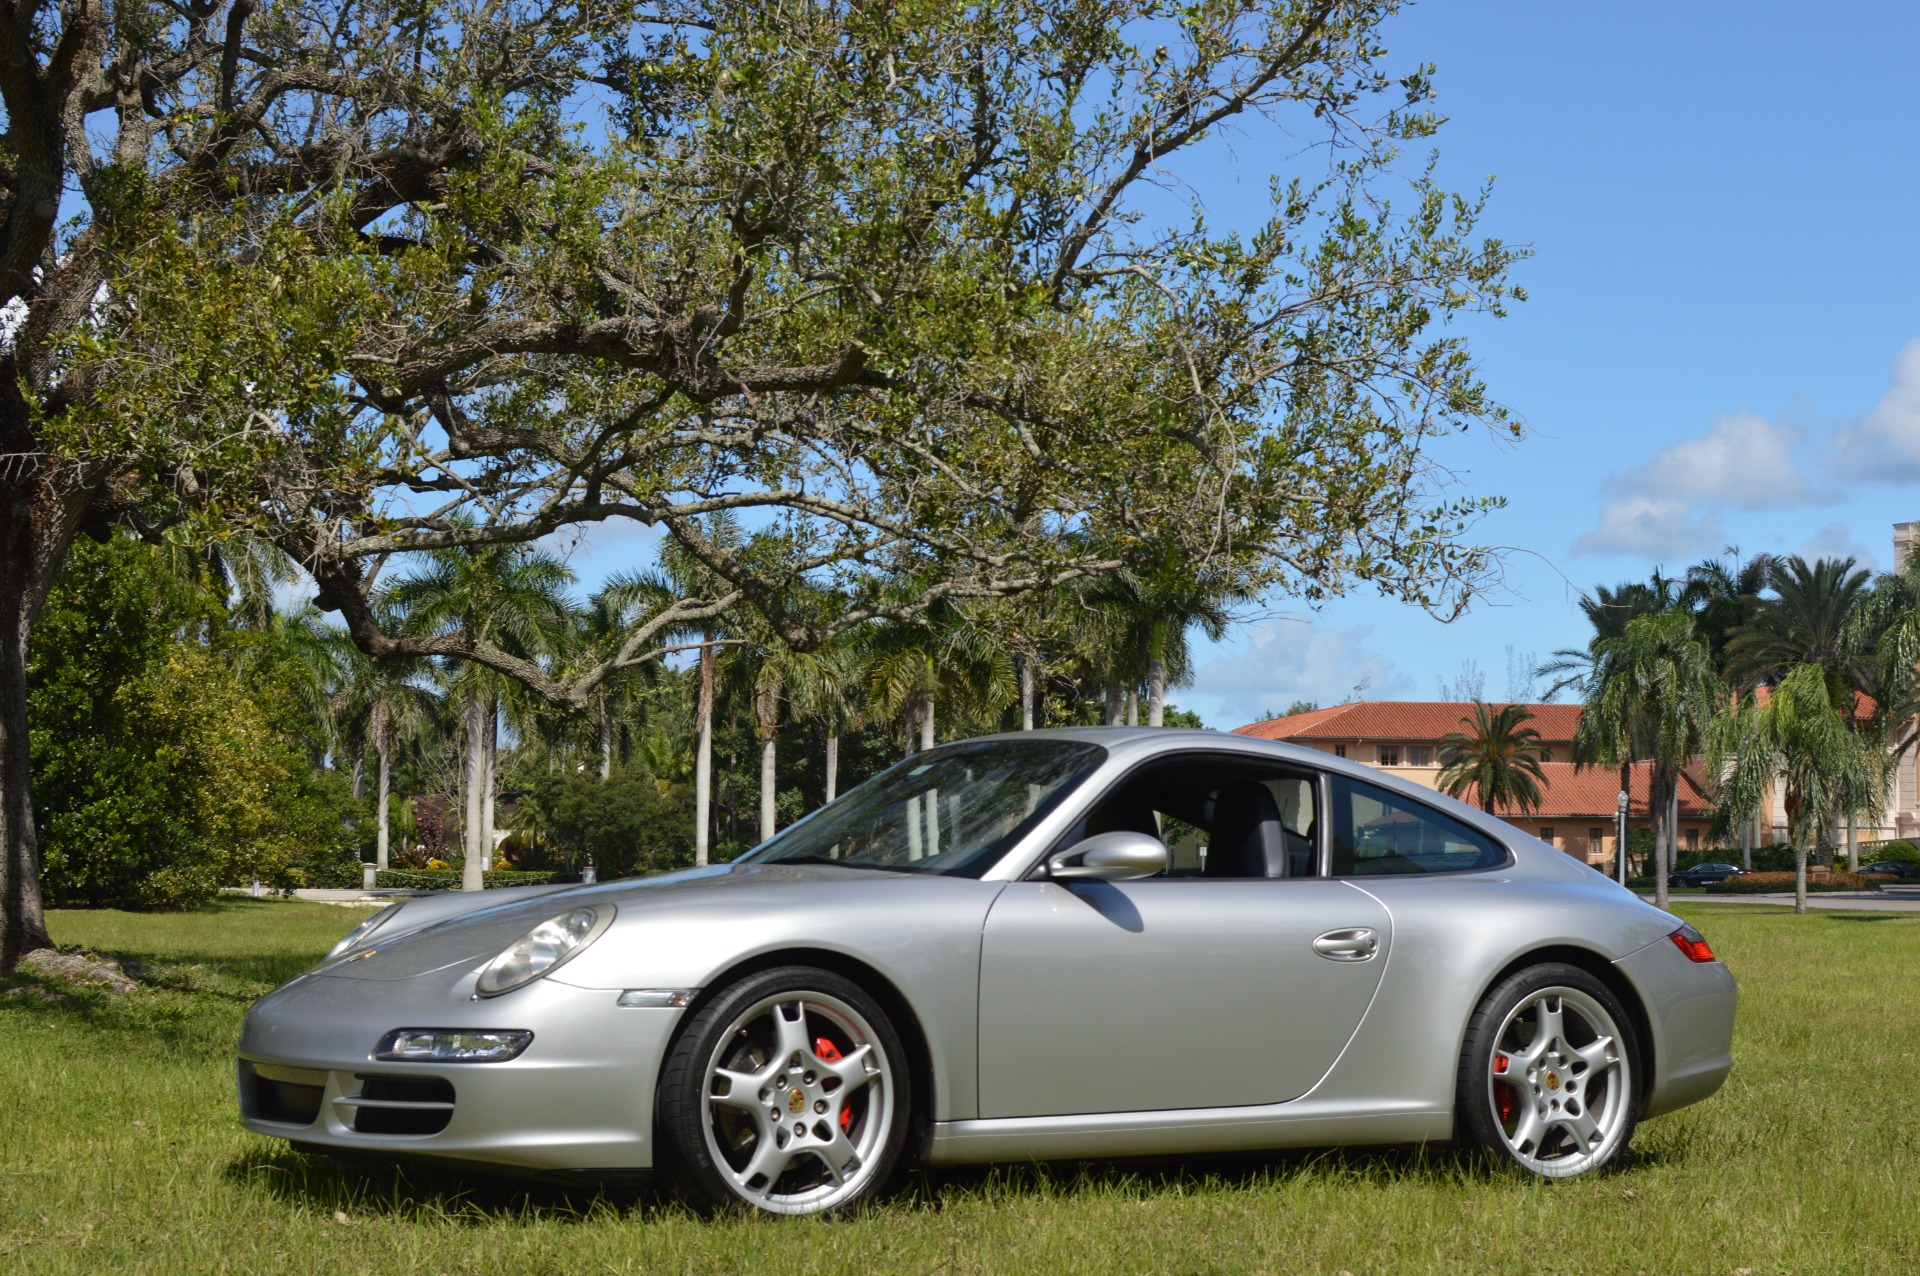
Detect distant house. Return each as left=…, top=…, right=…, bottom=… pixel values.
left=1231, top=701, right=1715, bottom=869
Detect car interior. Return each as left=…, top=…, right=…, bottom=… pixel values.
left=1056, top=757, right=1320, bottom=878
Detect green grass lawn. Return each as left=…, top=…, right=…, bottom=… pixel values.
left=2, top=898, right=1916, bottom=1274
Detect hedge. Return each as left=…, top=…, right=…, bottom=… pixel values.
left=1864, top=840, right=1919, bottom=865
left=374, top=869, right=572, bottom=890
left=1705, top=871, right=1881, bottom=894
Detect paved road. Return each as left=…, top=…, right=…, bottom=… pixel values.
left=1639, top=890, right=1920, bottom=913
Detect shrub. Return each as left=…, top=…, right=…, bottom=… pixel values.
left=1706, top=871, right=1880, bottom=894
left=374, top=869, right=571, bottom=890
left=1864, top=840, right=1919, bottom=865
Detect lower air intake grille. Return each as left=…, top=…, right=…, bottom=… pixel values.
left=254, top=1077, right=324, bottom=1125
left=347, top=1075, right=456, bottom=1136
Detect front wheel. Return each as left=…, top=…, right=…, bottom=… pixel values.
left=1455, top=963, right=1640, bottom=1178
left=657, top=966, right=912, bottom=1215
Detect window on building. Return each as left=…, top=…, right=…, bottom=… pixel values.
left=1539, top=826, right=1556, bottom=846
left=1685, top=828, right=1700, bottom=853
left=1333, top=744, right=1347, bottom=759
left=1376, top=745, right=1401, bottom=767
left=1538, top=749, right=1554, bottom=763
left=1407, top=745, right=1432, bottom=767
left=1588, top=827, right=1605, bottom=856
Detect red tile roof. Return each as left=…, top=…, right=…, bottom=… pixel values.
left=1452, top=762, right=1715, bottom=820
left=1233, top=701, right=1586, bottom=745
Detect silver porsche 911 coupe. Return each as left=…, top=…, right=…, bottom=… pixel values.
left=237, top=729, right=1736, bottom=1215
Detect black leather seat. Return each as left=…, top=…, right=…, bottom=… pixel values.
left=1206, top=782, right=1288, bottom=878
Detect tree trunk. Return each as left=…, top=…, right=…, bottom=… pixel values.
left=1652, top=764, right=1671, bottom=911
left=759, top=736, right=777, bottom=843
left=825, top=731, right=839, bottom=803
left=0, top=589, right=52, bottom=966
left=351, top=754, right=366, bottom=801
left=695, top=636, right=714, bottom=867
left=920, top=696, right=936, bottom=751
left=480, top=697, right=498, bottom=869
left=598, top=704, right=613, bottom=781
left=1, top=479, right=87, bottom=969
left=1103, top=679, right=1123, bottom=725
left=374, top=715, right=392, bottom=872
left=1147, top=658, right=1167, bottom=727
left=1739, top=806, right=1752, bottom=872
left=1845, top=809, right=1858, bottom=874
left=1125, top=688, right=1138, bottom=726
left=1018, top=657, right=1034, bottom=731
left=1792, top=820, right=1808, bottom=915
left=462, top=695, right=486, bottom=892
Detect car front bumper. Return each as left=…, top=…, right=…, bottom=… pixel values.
left=236, top=969, right=685, bottom=1173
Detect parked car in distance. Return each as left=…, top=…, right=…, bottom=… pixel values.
left=1858, top=860, right=1918, bottom=880
left=1668, top=862, right=1749, bottom=888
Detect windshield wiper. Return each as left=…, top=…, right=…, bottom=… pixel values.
left=764, top=854, right=923, bottom=874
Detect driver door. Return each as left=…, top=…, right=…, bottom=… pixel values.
left=975, top=760, right=1392, bottom=1118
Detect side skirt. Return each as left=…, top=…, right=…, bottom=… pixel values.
left=926, top=1098, right=1451, bottom=1165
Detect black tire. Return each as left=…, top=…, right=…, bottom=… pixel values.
left=658, top=965, right=913, bottom=1215
left=1455, top=962, right=1641, bottom=1179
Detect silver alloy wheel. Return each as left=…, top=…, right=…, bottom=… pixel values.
left=698, top=989, right=894, bottom=1214
left=1485, top=984, right=1632, bottom=1178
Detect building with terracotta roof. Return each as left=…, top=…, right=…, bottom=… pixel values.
left=1233, top=700, right=1714, bottom=869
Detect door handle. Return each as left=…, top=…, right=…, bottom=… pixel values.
left=1312, top=927, right=1380, bottom=962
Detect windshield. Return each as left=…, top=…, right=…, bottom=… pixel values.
left=740, top=739, right=1107, bottom=877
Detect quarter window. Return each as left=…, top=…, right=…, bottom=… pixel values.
left=1328, top=776, right=1507, bottom=876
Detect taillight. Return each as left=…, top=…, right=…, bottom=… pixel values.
left=1669, top=923, right=1716, bottom=963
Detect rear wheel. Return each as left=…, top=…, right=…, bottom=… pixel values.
left=658, top=966, right=911, bottom=1215
left=1456, top=963, right=1639, bottom=1178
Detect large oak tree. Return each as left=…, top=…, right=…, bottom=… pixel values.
left=1, top=0, right=1524, bottom=963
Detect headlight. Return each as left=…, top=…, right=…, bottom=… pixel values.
left=473, top=906, right=612, bottom=997
left=327, top=903, right=402, bottom=960
left=374, top=1028, right=533, bottom=1062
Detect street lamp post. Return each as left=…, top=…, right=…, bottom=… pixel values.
left=1617, top=790, right=1630, bottom=886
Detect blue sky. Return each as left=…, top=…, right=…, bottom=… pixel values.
left=555, top=2, right=1920, bottom=727
left=1175, top=0, right=1920, bottom=724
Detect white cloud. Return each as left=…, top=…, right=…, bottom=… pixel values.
left=1188, top=621, right=1415, bottom=724
left=1831, top=338, right=1920, bottom=481
left=1610, top=411, right=1810, bottom=508
left=1571, top=496, right=1725, bottom=559
left=1794, top=521, right=1879, bottom=572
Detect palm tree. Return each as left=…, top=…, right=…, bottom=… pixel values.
left=1576, top=611, right=1721, bottom=909
left=1537, top=573, right=1686, bottom=699
left=1097, top=570, right=1245, bottom=727
left=1438, top=703, right=1550, bottom=817
left=1726, top=556, right=1874, bottom=700
left=387, top=541, right=577, bottom=890
left=1711, top=664, right=1881, bottom=913
left=335, top=626, right=442, bottom=872
left=656, top=515, right=748, bottom=867
left=1684, top=548, right=1777, bottom=677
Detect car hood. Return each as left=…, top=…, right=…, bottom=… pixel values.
left=313, top=862, right=930, bottom=982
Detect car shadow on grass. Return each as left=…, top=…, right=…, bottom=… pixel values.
left=228, top=1137, right=1673, bottom=1223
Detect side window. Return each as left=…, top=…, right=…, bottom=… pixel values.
left=1069, top=756, right=1321, bottom=879
left=1329, top=776, right=1506, bottom=876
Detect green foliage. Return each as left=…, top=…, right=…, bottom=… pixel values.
left=527, top=768, right=694, bottom=879
left=1437, top=702, right=1548, bottom=815
left=1865, top=840, right=1919, bottom=864
left=374, top=870, right=567, bottom=890
left=28, top=536, right=362, bottom=908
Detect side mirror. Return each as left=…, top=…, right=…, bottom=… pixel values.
left=1047, top=831, right=1167, bottom=881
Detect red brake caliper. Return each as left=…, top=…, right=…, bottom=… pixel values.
left=815, top=1037, right=852, bottom=1131
left=1492, top=1053, right=1515, bottom=1126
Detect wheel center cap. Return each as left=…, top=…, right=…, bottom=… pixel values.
left=787, top=1088, right=806, bottom=1114
left=1544, top=1070, right=1560, bottom=1091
